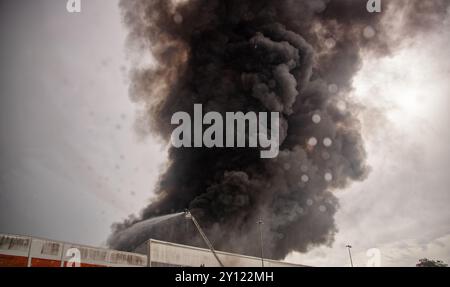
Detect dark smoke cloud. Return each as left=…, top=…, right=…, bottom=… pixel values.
left=108, top=0, right=449, bottom=259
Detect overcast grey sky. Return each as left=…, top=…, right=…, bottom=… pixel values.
left=0, top=0, right=449, bottom=266
left=0, top=0, right=167, bottom=246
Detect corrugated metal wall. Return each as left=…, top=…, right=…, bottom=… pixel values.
left=147, top=239, right=305, bottom=267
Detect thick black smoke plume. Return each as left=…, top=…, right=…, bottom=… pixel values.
left=108, top=0, right=449, bottom=259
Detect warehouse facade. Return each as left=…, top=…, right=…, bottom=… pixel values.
left=0, top=233, right=305, bottom=267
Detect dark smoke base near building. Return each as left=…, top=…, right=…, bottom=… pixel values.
left=108, top=0, right=450, bottom=260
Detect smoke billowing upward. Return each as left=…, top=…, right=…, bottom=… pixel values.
left=108, top=0, right=450, bottom=259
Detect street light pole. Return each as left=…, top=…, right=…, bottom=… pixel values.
left=346, top=245, right=354, bottom=267
left=257, top=219, right=264, bottom=267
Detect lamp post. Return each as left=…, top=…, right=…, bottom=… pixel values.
left=346, top=245, right=354, bottom=267
left=257, top=219, right=264, bottom=267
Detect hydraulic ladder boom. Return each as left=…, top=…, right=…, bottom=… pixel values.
left=185, top=210, right=224, bottom=267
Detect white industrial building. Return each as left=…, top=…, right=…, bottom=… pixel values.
left=0, top=233, right=305, bottom=267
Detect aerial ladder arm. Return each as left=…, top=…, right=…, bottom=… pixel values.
left=185, top=210, right=225, bottom=267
